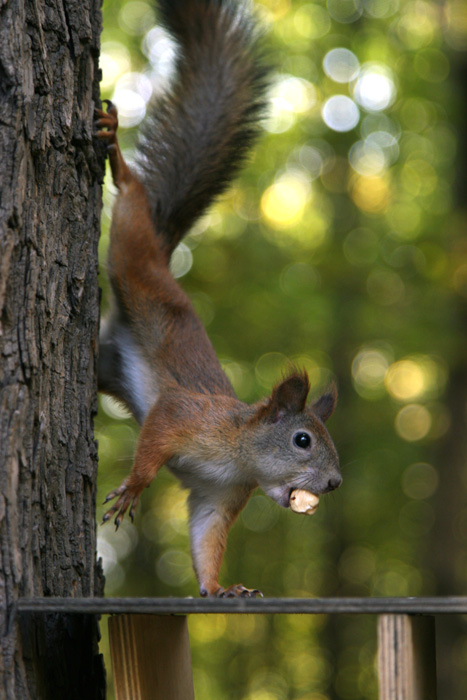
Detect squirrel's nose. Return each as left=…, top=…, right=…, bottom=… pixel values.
left=327, top=476, right=342, bottom=492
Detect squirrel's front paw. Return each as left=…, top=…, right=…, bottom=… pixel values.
left=102, top=479, right=141, bottom=529
left=218, top=584, right=263, bottom=599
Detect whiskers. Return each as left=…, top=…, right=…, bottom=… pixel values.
left=291, top=472, right=316, bottom=491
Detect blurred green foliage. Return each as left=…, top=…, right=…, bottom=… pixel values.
left=95, top=0, right=467, bottom=698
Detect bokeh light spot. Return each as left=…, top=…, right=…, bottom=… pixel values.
left=386, top=201, right=422, bottom=240
left=297, top=145, right=325, bottom=180
left=402, top=462, right=439, bottom=500
left=220, top=360, right=252, bottom=399
left=261, top=174, right=311, bottom=228
left=170, top=242, right=193, bottom=278
left=294, top=4, right=332, bottom=39
left=119, top=1, right=155, bottom=35
left=156, top=549, right=194, bottom=586
left=385, top=360, right=426, bottom=401
left=323, top=48, right=360, bottom=83
left=100, top=42, right=131, bottom=90
left=353, top=65, right=396, bottom=112
left=401, top=160, right=437, bottom=197
left=327, top=0, right=363, bottom=24
left=397, top=2, right=438, bottom=49
left=445, top=0, right=467, bottom=50
left=395, top=404, right=431, bottom=441
left=266, top=77, right=316, bottom=134
left=280, top=262, right=320, bottom=295
left=351, top=175, right=390, bottom=213
left=142, top=26, right=177, bottom=80
left=291, top=354, right=332, bottom=391
left=386, top=355, right=446, bottom=401
left=366, top=131, right=400, bottom=164
left=189, top=615, right=228, bottom=643
left=414, top=49, right=450, bottom=83
left=349, top=140, right=386, bottom=176
left=322, top=95, right=360, bottom=132
left=364, top=0, right=399, bottom=18
left=112, top=72, right=153, bottom=127
left=255, top=352, right=288, bottom=388
left=352, top=347, right=391, bottom=399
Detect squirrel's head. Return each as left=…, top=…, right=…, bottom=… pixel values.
left=246, top=371, right=341, bottom=508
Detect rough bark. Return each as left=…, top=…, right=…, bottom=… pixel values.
left=0, top=0, right=106, bottom=697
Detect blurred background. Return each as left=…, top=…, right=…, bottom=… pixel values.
left=95, top=0, right=467, bottom=698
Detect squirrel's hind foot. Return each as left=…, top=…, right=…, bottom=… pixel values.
left=95, top=101, right=132, bottom=188
left=216, top=584, right=263, bottom=599
left=95, top=101, right=118, bottom=145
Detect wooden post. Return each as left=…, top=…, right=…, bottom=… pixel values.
left=378, top=614, right=437, bottom=700
left=109, top=614, right=195, bottom=700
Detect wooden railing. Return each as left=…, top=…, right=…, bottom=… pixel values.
left=18, top=596, right=463, bottom=699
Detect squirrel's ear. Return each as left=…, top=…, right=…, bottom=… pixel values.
left=312, top=383, right=338, bottom=423
left=258, top=372, right=310, bottom=423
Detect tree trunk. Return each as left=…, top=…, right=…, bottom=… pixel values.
left=0, top=0, right=106, bottom=697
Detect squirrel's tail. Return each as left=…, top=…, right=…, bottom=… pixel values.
left=135, top=0, right=269, bottom=255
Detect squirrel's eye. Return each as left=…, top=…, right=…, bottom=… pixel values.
left=293, top=432, right=311, bottom=449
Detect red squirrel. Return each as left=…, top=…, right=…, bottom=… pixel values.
left=96, top=0, right=341, bottom=598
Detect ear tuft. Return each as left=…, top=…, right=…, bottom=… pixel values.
left=312, top=382, right=338, bottom=423
left=258, top=371, right=310, bottom=423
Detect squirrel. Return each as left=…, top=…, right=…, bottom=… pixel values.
left=95, top=0, right=341, bottom=598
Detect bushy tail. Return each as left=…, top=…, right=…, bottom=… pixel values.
left=136, top=0, right=269, bottom=255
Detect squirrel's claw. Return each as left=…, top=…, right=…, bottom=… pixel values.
left=103, top=481, right=127, bottom=504
left=102, top=480, right=140, bottom=528
left=95, top=105, right=119, bottom=144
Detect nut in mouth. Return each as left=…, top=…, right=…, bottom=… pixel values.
left=289, top=489, right=320, bottom=515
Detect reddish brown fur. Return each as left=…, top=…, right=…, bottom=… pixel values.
left=96, top=10, right=340, bottom=597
